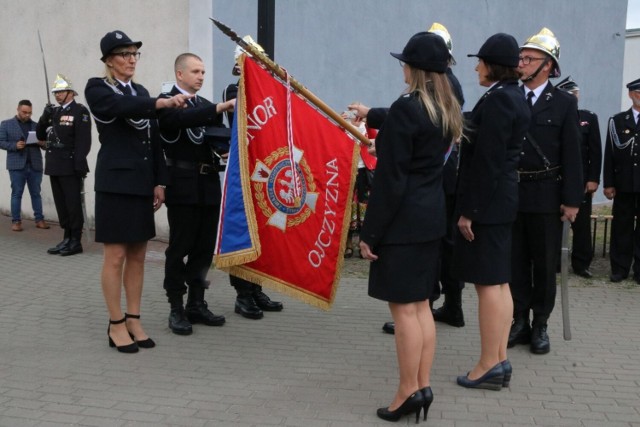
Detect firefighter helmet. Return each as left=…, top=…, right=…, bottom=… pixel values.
left=521, top=27, right=561, bottom=78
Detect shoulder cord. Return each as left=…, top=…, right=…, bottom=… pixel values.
left=609, top=117, right=633, bottom=150
left=91, top=79, right=151, bottom=139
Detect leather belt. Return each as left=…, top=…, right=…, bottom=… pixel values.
left=517, top=166, right=562, bottom=182
left=166, top=158, right=218, bottom=175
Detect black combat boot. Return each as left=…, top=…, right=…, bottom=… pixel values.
left=253, top=286, right=283, bottom=312
left=507, top=313, right=531, bottom=348
left=432, top=291, right=465, bottom=327
left=185, top=287, right=225, bottom=326
left=47, top=229, right=71, bottom=254
left=60, top=237, right=83, bottom=256
left=235, top=291, right=264, bottom=319
left=530, top=318, right=550, bottom=354
left=168, top=297, right=192, bottom=335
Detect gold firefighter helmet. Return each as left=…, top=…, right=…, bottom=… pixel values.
left=50, top=74, right=78, bottom=95
left=521, top=27, right=561, bottom=78
left=234, top=35, right=266, bottom=60
left=428, top=22, right=452, bottom=55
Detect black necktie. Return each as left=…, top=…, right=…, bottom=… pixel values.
left=527, top=91, right=534, bottom=109
left=121, top=84, right=132, bottom=95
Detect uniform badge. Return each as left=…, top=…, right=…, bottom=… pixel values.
left=251, top=146, right=318, bottom=231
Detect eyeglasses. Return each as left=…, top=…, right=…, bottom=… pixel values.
left=113, top=51, right=141, bottom=61
left=518, top=56, right=546, bottom=65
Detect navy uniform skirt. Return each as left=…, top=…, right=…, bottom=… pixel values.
left=95, top=192, right=156, bottom=243
left=452, top=222, right=512, bottom=285
left=368, top=240, right=440, bottom=303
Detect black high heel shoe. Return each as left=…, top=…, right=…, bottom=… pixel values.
left=125, top=313, right=156, bottom=349
left=376, top=390, right=425, bottom=423
left=108, top=317, right=139, bottom=353
left=419, top=386, right=433, bottom=421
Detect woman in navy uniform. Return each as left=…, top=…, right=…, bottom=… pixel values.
left=36, top=74, right=92, bottom=256
left=358, top=32, right=463, bottom=423
left=453, top=33, right=530, bottom=390
left=85, top=30, right=189, bottom=353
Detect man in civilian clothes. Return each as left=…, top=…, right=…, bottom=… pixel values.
left=603, top=78, right=640, bottom=284
left=0, top=100, right=49, bottom=231
left=36, top=74, right=92, bottom=256
left=508, top=28, right=583, bottom=354
left=157, top=53, right=235, bottom=335
left=555, top=77, right=602, bottom=279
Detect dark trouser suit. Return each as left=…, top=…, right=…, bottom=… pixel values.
left=164, top=204, right=220, bottom=300
left=609, top=192, right=640, bottom=278
left=510, top=212, right=562, bottom=323
left=570, top=191, right=594, bottom=272
left=431, top=193, right=464, bottom=301
left=50, top=174, right=83, bottom=238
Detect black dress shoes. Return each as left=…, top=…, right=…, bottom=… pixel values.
left=185, top=300, right=226, bottom=326
left=47, top=238, right=70, bottom=254
left=432, top=304, right=465, bottom=327
left=168, top=306, right=193, bottom=335
left=573, top=268, right=593, bottom=279
left=610, top=273, right=628, bottom=283
left=507, top=317, right=531, bottom=348
left=530, top=323, right=550, bottom=354
left=382, top=322, right=395, bottom=335
left=253, top=290, right=283, bottom=311
left=235, top=295, right=264, bottom=319
left=60, top=238, right=83, bottom=256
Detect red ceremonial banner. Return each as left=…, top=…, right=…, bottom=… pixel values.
left=220, top=56, right=358, bottom=310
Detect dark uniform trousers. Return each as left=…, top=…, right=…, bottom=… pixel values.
left=164, top=204, right=220, bottom=298
left=570, top=192, right=594, bottom=272
left=50, top=174, right=83, bottom=234
left=511, top=212, right=561, bottom=321
left=609, top=192, right=640, bottom=278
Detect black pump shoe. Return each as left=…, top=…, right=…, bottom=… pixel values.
left=376, top=390, right=425, bottom=423
left=125, top=313, right=155, bottom=348
left=108, top=317, right=138, bottom=353
left=456, top=363, right=504, bottom=391
left=419, top=387, right=433, bottom=421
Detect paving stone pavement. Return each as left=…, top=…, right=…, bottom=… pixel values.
left=0, top=215, right=639, bottom=427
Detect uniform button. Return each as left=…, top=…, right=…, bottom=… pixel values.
left=521, top=152, right=525, bottom=156
left=144, top=157, right=148, bottom=160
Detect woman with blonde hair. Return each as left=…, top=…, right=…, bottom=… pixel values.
left=357, top=32, right=463, bottom=422
left=85, top=30, right=189, bottom=353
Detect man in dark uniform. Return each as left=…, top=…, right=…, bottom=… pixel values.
left=603, top=78, right=640, bottom=284
left=36, top=74, right=92, bottom=256
left=157, top=53, right=235, bottom=335
left=556, top=77, right=602, bottom=278
left=223, top=36, right=284, bottom=320
left=508, top=28, right=583, bottom=355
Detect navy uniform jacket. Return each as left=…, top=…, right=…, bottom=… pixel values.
left=157, top=85, right=225, bottom=206
left=518, top=82, right=583, bottom=212
left=84, top=77, right=167, bottom=196
left=457, top=80, right=530, bottom=224
left=578, top=109, right=602, bottom=184
left=360, top=92, right=448, bottom=248
left=35, top=100, right=92, bottom=176
left=603, top=108, right=640, bottom=192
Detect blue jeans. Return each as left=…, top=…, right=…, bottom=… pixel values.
left=9, top=164, right=44, bottom=222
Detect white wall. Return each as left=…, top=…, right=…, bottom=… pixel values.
left=0, top=0, right=213, bottom=238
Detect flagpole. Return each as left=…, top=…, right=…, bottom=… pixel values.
left=210, top=17, right=372, bottom=147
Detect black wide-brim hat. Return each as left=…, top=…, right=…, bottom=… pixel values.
left=390, top=32, right=450, bottom=73
left=100, top=30, right=143, bottom=62
left=467, top=33, right=519, bottom=68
